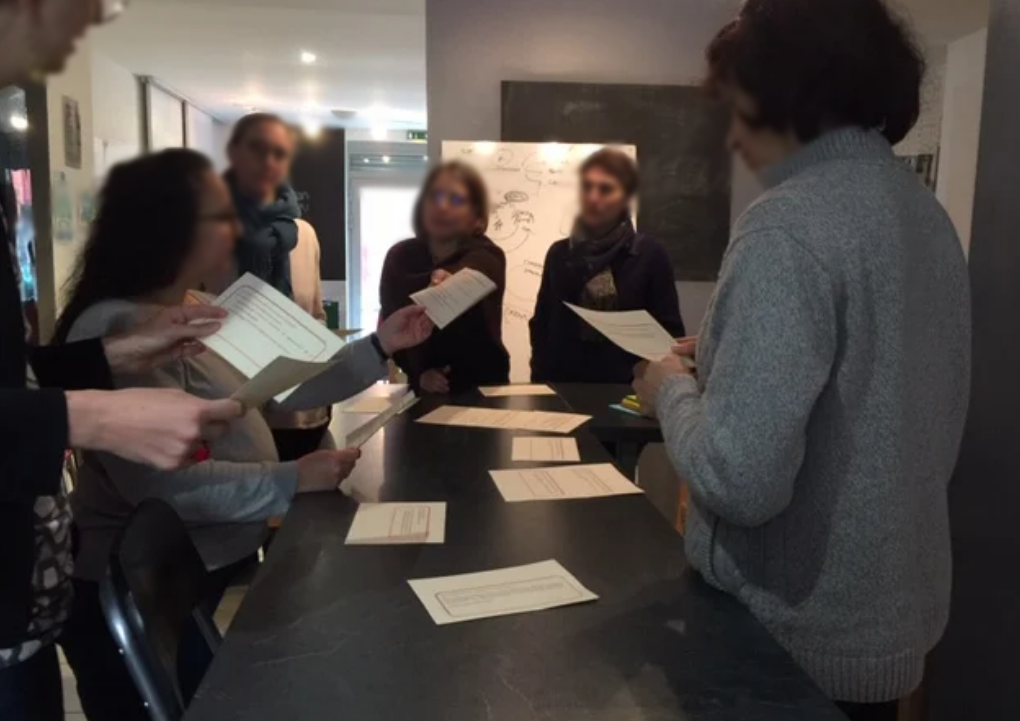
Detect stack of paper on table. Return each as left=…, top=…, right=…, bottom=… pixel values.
left=565, top=303, right=676, bottom=362
left=478, top=384, right=557, bottom=398
left=489, top=464, right=642, bottom=502
left=345, top=503, right=446, bottom=545
left=416, top=406, right=590, bottom=434
left=410, top=268, right=497, bottom=329
left=199, top=273, right=347, bottom=405
left=407, top=560, right=597, bottom=625
left=511, top=437, right=581, bottom=462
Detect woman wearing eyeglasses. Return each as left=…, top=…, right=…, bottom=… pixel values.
left=380, top=161, right=510, bottom=395
left=530, top=149, right=684, bottom=384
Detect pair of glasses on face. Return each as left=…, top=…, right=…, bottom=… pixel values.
left=98, top=0, right=129, bottom=24
left=430, top=190, right=468, bottom=208
left=244, top=139, right=291, bottom=163
left=582, top=180, right=619, bottom=197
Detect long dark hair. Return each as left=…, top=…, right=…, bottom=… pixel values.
left=412, top=161, right=490, bottom=239
left=54, top=149, right=213, bottom=343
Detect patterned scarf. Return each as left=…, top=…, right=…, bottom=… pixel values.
left=226, top=173, right=301, bottom=297
left=566, top=216, right=636, bottom=312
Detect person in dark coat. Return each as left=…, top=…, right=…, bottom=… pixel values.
left=530, top=149, right=685, bottom=384
left=380, top=161, right=510, bottom=394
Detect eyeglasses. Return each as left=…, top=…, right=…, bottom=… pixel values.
left=582, top=180, right=620, bottom=198
left=98, top=0, right=130, bottom=24
left=430, top=190, right=467, bottom=208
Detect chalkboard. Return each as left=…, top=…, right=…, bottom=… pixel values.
left=502, top=81, right=731, bottom=281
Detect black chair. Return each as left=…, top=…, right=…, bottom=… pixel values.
left=99, top=499, right=223, bottom=721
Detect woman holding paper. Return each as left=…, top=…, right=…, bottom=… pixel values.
left=633, top=0, right=969, bottom=716
left=380, top=161, right=510, bottom=394
left=529, top=148, right=685, bottom=384
left=51, top=149, right=433, bottom=720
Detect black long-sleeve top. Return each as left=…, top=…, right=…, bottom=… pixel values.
left=380, top=235, right=510, bottom=394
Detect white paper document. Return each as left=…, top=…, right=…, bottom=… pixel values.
left=407, top=560, right=597, bottom=625
left=345, top=392, right=419, bottom=449
left=565, top=303, right=675, bottom=362
left=416, top=406, right=590, bottom=434
left=343, top=396, right=397, bottom=414
left=202, top=274, right=346, bottom=402
left=478, top=384, right=557, bottom=398
left=345, top=503, right=446, bottom=545
left=410, top=268, right=497, bottom=329
left=232, top=357, right=336, bottom=408
left=489, top=463, right=642, bottom=503
left=511, top=437, right=581, bottom=463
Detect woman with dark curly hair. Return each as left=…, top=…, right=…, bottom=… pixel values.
left=633, top=1, right=971, bottom=718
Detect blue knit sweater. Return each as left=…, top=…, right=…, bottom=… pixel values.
left=657, top=128, right=971, bottom=702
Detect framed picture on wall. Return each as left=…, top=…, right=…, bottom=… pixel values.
left=901, top=152, right=939, bottom=191
left=61, top=96, right=82, bottom=169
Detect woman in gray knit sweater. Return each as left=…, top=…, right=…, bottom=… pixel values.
left=52, top=149, right=432, bottom=721
left=634, top=1, right=970, bottom=719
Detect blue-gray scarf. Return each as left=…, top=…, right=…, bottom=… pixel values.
left=227, top=173, right=300, bottom=297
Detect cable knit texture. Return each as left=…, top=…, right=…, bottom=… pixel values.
left=657, top=128, right=971, bottom=702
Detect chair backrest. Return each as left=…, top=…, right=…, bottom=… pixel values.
left=99, top=499, right=222, bottom=721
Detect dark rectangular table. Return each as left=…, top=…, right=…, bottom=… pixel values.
left=186, top=391, right=845, bottom=721
left=554, top=383, right=664, bottom=479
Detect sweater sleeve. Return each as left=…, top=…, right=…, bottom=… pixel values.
left=655, top=229, right=837, bottom=527
left=529, top=246, right=556, bottom=382
left=643, top=240, right=686, bottom=338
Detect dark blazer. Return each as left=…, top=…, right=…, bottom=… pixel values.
left=1, top=200, right=113, bottom=647
left=380, top=235, right=510, bottom=393
left=530, top=234, right=685, bottom=384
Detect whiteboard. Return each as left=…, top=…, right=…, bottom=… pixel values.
left=442, top=141, right=637, bottom=382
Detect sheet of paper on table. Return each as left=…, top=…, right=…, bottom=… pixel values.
left=410, top=268, right=497, bottom=329
left=416, top=406, right=590, bottom=434
left=478, top=384, right=557, bottom=398
left=407, top=560, right=597, bottom=625
left=345, top=503, right=446, bottom=545
left=201, top=274, right=346, bottom=403
left=565, top=303, right=675, bottom=362
left=489, top=463, right=642, bottom=503
left=511, top=437, right=581, bottom=463
left=344, top=391, right=419, bottom=449
left=343, top=396, right=399, bottom=414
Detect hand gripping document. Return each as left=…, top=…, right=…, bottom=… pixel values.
left=410, top=268, right=497, bottom=329
left=565, top=303, right=675, bottom=362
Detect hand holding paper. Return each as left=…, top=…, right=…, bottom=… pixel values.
left=565, top=303, right=676, bottom=362
left=411, top=268, right=497, bottom=329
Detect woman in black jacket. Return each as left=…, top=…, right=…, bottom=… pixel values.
left=530, top=149, right=685, bottom=384
left=380, top=161, right=510, bottom=394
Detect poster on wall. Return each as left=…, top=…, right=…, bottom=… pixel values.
left=442, top=141, right=637, bottom=383
left=62, top=96, right=82, bottom=169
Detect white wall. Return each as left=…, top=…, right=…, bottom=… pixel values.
left=91, top=50, right=143, bottom=181
left=897, top=47, right=947, bottom=158
left=937, top=28, right=989, bottom=254
left=186, top=104, right=229, bottom=171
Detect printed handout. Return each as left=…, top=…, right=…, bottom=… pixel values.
left=345, top=503, right=446, bottom=545
left=488, top=463, right=643, bottom=503
left=565, top=303, right=675, bottom=362
left=478, top=384, right=557, bottom=398
left=407, top=560, right=598, bottom=625
left=343, top=396, right=398, bottom=414
left=202, top=274, right=346, bottom=402
left=344, top=392, right=420, bottom=449
left=410, top=268, right=497, bottom=329
left=416, top=406, right=590, bottom=435
left=232, top=356, right=337, bottom=408
left=511, top=437, right=581, bottom=463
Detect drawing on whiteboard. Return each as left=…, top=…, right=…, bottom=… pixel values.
left=443, top=141, right=637, bottom=382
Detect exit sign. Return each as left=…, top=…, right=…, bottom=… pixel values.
left=406, top=130, right=427, bottom=142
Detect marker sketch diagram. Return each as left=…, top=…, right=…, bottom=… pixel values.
left=443, top=141, right=637, bottom=381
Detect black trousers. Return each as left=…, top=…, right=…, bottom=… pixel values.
left=836, top=700, right=899, bottom=721
left=0, top=643, right=63, bottom=721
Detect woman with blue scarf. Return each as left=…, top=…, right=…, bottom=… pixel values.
left=224, top=113, right=333, bottom=459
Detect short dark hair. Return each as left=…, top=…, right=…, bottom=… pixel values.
left=412, top=161, right=490, bottom=238
left=579, top=148, right=639, bottom=197
left=228, top=112, right=291, bottom=147
left=55, top=150, right=213, bottom=343
left=706, top=0, right=925, bottom=145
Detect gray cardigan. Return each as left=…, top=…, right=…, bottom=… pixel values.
left=657, top=129, right=971, bottom=703
left=66, top=299, right=387, bottom=580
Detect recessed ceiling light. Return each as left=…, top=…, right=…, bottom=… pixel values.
left=382, top=155, right=391, bottom=164
left=301, top=117, right=322, bottom=138
left=363, top=158, right=370, bottom=164
left=9, top=114, right=27, bottom=131
left=300, top=51, right=317, bottom=65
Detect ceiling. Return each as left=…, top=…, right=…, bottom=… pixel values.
left=91, top=0, right=989, bottom=129
left=91, top=0, right=426, bottom=128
